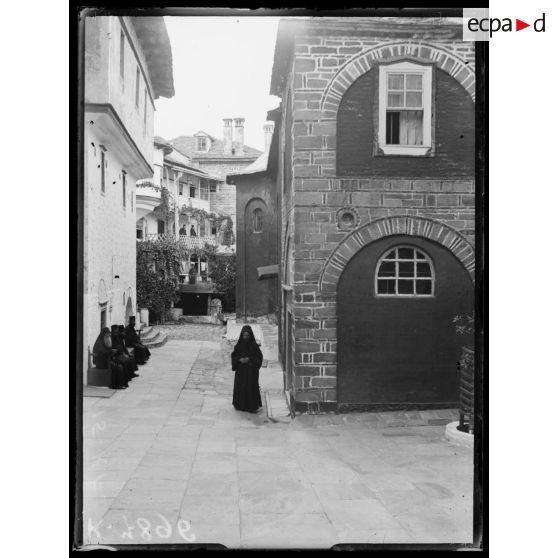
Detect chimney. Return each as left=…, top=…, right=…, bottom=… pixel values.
left=263, top=121, right=274, bottom=153
left=233, top=117, right=245, bottom=156
left=223, top=118, right=233, bottom=155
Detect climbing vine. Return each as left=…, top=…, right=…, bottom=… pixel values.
left=153, top=186, right=175, bottom=228
left=136, top=235, right=188, bottom=323
left=180, top=205, right=235, bottom=246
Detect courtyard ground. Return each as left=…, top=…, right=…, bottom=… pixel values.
left=82, top=323, right=473, bottom=548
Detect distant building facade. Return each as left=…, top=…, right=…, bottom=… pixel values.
left=170, top=119, right=263, bottom=236
left=244, top=18, right=477, bottom=413
left=83, top=15, right=174, bottom=383
left=136, top=138, right=235, bottom=317
left=227, top=122, right=278, bottom=322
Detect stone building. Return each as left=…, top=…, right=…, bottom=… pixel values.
left=136, top=138, right=235, bottom=317
left=83, top=15, right=174, bottom=383
left=227, top=122, right=279, bottom=322
left=262, top=18, right=477, bottom=413
left=169, top=119, right=263, bottom=236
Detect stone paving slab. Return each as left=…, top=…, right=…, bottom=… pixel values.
left=81, top=323, right=474, bottom=549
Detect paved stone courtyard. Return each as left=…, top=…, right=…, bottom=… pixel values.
left=82, top=323, right=473, bottom=548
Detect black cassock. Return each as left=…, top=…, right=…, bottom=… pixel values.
left=124, top=325, right=151, bottom=364
left=231, top=341, right=263, bottom=412
left=92, top=328, right=128, bottom=389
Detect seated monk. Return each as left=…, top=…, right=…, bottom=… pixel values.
left=111, top=324, right=139, bottom=381
left=125, top=316, right=151, bottom=364
left=92, top=327, right=128, bottom=389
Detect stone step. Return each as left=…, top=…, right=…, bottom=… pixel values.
left=139, top=328, right=158, bottom=342
left=142, top=331, right=168, bottom=348
left=139, top=325, right=153, bottom=336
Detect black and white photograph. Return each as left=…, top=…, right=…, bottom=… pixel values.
left=75, top=7, right=485, bottom=550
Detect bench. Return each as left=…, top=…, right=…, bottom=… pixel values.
left=87, top=344, right=136, bottom=387
left=87, top=346, right=112, bottom=387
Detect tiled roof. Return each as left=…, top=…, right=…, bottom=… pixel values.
left=169, top=135, right=262, bottom=161
left=164, top=146, right=222, bottom=181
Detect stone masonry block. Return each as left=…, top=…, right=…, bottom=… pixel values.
left=313, top=353, right=337, bottom=363
left=326, top=192, right=351, bottom=205
left=310, top=376, right=336, bottom=388
left=295, top=58, right=316, bottom=72
left=412, top=180, right=442, bottom=192
left=294, top=192, right=322, bottom=205
left=351, top=192, right=382, bottom=206
left=295, top=340, right=321, bottom=353
left=436, top=194, right=460, bottom=206
left=313, top=306, right=336, bottom=319
left=295, top=261, right=323, bottom=274
left=294, top=135, right=323, bottom=149
left=294, top=164, right=321, bottom=178
left=441, top=180, right=473, bottom=193
left=294, top=366, right=321, bottom=376
left=311, top=329, right=336, bottom=340
left=390, top=180, right=412, bottom=191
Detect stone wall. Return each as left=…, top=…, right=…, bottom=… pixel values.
left=83, top=127, right=138, bottom=384
left=277, top=26, right=476, bottom=413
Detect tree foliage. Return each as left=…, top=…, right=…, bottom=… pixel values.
left=136, top=235, right=188, bottom=322
left=207, top=253, right=236, bottom=311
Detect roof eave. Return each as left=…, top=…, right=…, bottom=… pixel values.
left=130, top=17, right=175, bottom=99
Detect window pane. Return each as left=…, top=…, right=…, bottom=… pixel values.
left=397, top=279, right=414, bottom=294
left=378, top=279, right=396, bottom=294
left=399, top=111, right=423, bottom=145
left=388, top=74, right=404, bottom=90
left=416, top=280, right=432, bottom=295
left=378, top=261, right=396, bottom=277
left=416, top=262, right=432, bottom=277
left=416, top=251, right=426, bottom=259
left=398, top=262, right=414, bottom=277
left=385, top=250, right=396, bottom=259
left=397, top=247, right=414, bottom=259
left=388, top=93, right=404, bottom=108
left=405, top=92, right=423, bottom=108
left=406, top=74, right=423, bottom=90
left=386, top=111, right=400, bottom=145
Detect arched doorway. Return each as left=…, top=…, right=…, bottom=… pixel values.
left=125, top=297, right=134, bottom=321
left=337, top=234, right=473, bottom=408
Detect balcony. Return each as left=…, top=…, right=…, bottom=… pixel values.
left=136, top=181, right=162, bottom=219
left=179, top=235, right=217, bottom=249
left=179, top=196, right=210, bottom=211
left=138, top=234, right=217, bottom=248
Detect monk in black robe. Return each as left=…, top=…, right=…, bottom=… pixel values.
left=124, top=316, right=151, bottom=364
left=92, top=327, right=128, bottom=389
left=231, top=325, right=263, bottom=413
left=111, top=324, right=139, bottom=381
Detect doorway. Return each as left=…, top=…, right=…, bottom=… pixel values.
left=337, top=235, right=473, bottom=407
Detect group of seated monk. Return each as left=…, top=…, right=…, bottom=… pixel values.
left=92, top=316, right=152, bottom=390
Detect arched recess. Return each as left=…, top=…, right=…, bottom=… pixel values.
left=125, top=296, right=134, bottom=320
left=319, top=216, right=474, bottom=295
left=321, top=41, right=475, bottom=116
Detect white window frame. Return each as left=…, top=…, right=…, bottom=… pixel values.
left=196, top=137, right=207, bottom=152
left=378, top=61, right=432, bottom=156
left=374, top=245, right=435, bottom=298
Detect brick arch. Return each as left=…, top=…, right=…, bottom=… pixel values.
left=319, top=216, right=475, bottom=294
left=320, top=41, right=475, bottom=115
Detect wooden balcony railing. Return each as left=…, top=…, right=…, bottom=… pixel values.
left=138, top=234, right=218, bottom=248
